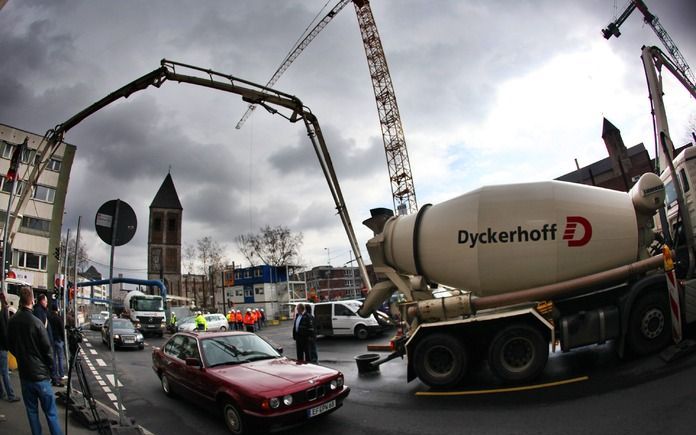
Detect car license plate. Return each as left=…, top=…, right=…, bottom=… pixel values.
left=307, top=400, right=335, bottom=418
left=124, top=337, right=135, bottom=343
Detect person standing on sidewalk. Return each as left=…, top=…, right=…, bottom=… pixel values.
left=47, top=305, right=66, bottom=382
left=7, top=286, right=64, bottom=435
left=0, top=292, right=20, bottom=402
left=304, top=304, right=319, bottom=363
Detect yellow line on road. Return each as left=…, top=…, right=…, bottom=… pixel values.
left=415, top=375, right=589, bottom=396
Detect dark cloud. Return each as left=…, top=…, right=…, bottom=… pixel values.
left=1, top=0, right=693, bottom=272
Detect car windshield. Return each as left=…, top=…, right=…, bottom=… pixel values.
left=180, top=316, right=196, bottom=324
left=201, top=334, right=280, bottom=367
left=91, top=314, right=104, bottom=320
left=111, top=319, right=134, bottom=329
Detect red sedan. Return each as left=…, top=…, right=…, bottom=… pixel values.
left=152, top=331, right=350, bottom=434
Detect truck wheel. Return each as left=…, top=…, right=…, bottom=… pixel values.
left=627, top=291, right=671, bottom=356
left=413, top=333, right=468, bottom=387
left=354, top=325, right=369, bottom=340
left=488, top=323, right=548, bottom=384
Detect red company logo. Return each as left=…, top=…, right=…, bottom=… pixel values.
left=563, top=216, right=592, bottom=247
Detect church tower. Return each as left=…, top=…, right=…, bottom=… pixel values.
left=148, top=173, right=183, bottom=297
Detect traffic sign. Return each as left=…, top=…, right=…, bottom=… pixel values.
left=95, top=199, right=137, bottom=246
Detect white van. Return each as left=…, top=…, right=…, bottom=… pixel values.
left=313, top=300, right=384, bottom=340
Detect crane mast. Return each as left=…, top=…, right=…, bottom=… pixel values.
left=602, top=0, right=695, bottom=93
left=352, top=0, right=417, bottom=215
left=235, top=0, right=418, bottom=215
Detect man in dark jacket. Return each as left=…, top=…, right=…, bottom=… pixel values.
left=292, top=303, right=315, bottom=361
left=0, top=291, right=20, bottom=402
left=8, top=286, right=63, bottom=435
left=33, top=294, right=61, bottom=387
left=48, top=305, right=66, bottom=383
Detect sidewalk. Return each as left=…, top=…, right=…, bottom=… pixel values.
left=0, top=369, right=98, bottom=435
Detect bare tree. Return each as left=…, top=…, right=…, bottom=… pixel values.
left=235, top=225, right=303, bottom=267
left=182, top=243, right=197, bottom=274
left=61, top=233, right=88, bottom=274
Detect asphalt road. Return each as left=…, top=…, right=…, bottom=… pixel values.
left=74, top=322, right=696, bottom=435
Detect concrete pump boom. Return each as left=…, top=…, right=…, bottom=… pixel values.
left=8, top=59, right=372, bottom=292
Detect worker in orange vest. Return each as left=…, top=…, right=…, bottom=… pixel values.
left=235, top=310, right=243, bottom=331
left=243, top=308, right=255, bottom=332
left=252, top=309, right=259, bottom=332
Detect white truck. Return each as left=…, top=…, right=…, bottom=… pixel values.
left=123, top=290, right=166, bottom=337
left=357, top=47, right=696, bottom=387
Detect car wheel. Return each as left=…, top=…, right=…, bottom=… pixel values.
left=220, top=326, right=227, bottom=331
left=221, top=400, right=244, bottom=435
left=488, top=323, right=548, bottom=384
left=628, top=290, right=672, bottom=356
left=138, top=344, right=145, bottom=350
left=161, top=374, right=174, bottom=397
left=413, top=333, right=468, bottom=387
left=354, top=325, right=369, bottom=340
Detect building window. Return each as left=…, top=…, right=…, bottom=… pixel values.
left=21, top=216, right=50, bottom=234
left=1, top=141, right=12, bottom=158
left=254, top=268, right=262, bottom=277
left=20, top=147, right=34, bottom=164
left=167, top=217, right=176, bottom=231
left=235, top=289, right=243, bottom=297
left=32, top=185, right=55, bottom=203
left=255, top=287, right=264, bottom=295
left=153, top=217, right=162, bottom=231
left=234, top=271, right=241, bottom=280
left=244, top=270, right=250, bottom=278
left=47, top=158, right=62, bottom=172
left=1, top=179, right=24, bottom=195
left=13, top=250, right=47, bottom=271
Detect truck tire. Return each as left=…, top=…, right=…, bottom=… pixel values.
left=354, top=325, right=369, bottom=340
left=488, top=323, right=548, bottom=384
left=627, top=291, right=672, bottom=356
left=413, top=333, right=468, bottom=387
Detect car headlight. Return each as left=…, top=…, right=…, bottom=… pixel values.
left=137, top=334, right=144, bottom=340
left=330, top=380, right=337, bottom=390
left=113, top=334, right=120, bottom=340
left=336, top=376, right=344, bottom=387
left=134, top=323, right=141, bottom=329
left=283, top=395, right=293, bottom=406
left=269, top=398, right=280, bottom=409
left=160, top=322, right=166, bottom=327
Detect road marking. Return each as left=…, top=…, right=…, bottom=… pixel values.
left=106, top=374, right=123, bottom=387
left=106, top=393, right=117, bottom=402
left=98, top=380, right=107, bottom=386
left=415, top=376, right=590, bottom=396
left=89, top=349, right=98, bottom=355
left=96, top=359, right=106, bottom=367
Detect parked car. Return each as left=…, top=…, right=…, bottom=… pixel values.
left=177, top=313, right=228, bottom=332
left=89, top=313, right=107, bottom=331
left=313, top=300, right=385, bottom=339
left=152, top=331, right=349, bottom=434
left=102, top=318, right=145, bottom=350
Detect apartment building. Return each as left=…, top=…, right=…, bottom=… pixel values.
left=0, top=123, right=75, bottom=290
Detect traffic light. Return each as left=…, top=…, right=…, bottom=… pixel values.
left=53, top=247, right=61, bottom=260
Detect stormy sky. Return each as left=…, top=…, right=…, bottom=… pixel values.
left=1, top=0, right=694, bottom=278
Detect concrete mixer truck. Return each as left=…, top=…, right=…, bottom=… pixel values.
left=357, top=171, right=696, bottom=387
left=123, top=290, right=166, bottom=337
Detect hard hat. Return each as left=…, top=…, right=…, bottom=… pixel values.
left=246, top=308, right=251, bottom=312
left=260, top=308, right=264, bottom=311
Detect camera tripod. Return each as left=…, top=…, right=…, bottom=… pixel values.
left=64, top=326, right=111, bottom=435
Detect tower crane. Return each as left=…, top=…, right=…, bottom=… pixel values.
left=236, top=0, right=418, bottom=215
left=602, top=0, right=695, bottom=93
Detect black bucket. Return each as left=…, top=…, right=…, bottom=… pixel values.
left=355, top=353, right=380, bottom=373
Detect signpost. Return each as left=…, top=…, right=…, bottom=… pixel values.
left=94, top=199, right=136, bottom=427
